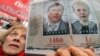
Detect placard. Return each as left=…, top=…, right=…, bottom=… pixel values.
left=25, top=0, right=100, bottom=55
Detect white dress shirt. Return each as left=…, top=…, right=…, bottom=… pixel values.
left=47, top=21, right=60, bottom=32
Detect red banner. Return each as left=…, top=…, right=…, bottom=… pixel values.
left=0, top=0, right=30, bottom=21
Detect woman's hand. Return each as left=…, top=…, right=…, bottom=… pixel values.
left=56, top=46, right=95, bottom=56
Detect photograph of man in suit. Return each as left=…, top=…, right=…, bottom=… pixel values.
left=43, top=3, right=70, bottom=35
left=71, top=0, right=98, bottom=34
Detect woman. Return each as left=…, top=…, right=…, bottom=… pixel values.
left=71, top=0, right=97, bottom=34
left=0, top=25, right=27, bottom=56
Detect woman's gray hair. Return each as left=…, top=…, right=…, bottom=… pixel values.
left=72, top=0, right=90, bottom=13
left=0, top=25, right=27, bottom=44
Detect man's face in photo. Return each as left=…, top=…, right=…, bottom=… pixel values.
left=48, top=5, right=63, bottom=23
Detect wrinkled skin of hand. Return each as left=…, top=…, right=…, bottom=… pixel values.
left=56, top=46, right=95, bottom=56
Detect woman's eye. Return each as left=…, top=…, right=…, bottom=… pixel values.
left=77, top=9, right=80, bottom=11
left=83, top=9, right=87, bottom=11
left=21, top=35, right=26, bottom=40
left=10, top=33, right=18, bottom=36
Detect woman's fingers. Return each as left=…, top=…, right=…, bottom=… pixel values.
left=56, top=48, right=71, bottom=56
left=68, top=46, right=88, bottom=56
left=56, top=46, right=95, bottom=56
left=81, top=48, right=95, bottom=56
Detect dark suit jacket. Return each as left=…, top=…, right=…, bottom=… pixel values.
left=72, top=20, right=98, bottom=34
left=43, top=20, right=70, bottom=35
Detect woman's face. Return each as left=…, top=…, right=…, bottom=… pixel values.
left=2, top=28, right=26, bottom=55
left=74, top=5, right=90, bottom=21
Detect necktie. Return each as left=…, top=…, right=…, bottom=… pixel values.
left=51, top=25, right=57, bottom=31
left=81, top=25, right=89, bottom=34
